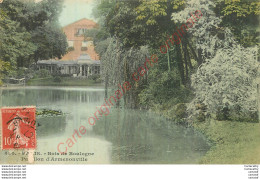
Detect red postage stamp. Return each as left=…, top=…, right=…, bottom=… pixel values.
left=1, top=106, right=36, bottom=150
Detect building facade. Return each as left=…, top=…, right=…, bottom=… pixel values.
left=37, top=18, right=100, bottom=77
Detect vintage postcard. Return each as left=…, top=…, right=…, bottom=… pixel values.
left=0, top=0, right=259, bottom=165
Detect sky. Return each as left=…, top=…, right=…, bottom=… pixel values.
left=59, top=0, right=97, bottom=26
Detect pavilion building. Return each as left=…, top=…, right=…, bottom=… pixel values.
left=37, top=18, right=100, bottom=77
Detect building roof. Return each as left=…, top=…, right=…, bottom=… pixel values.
left=77, top=54, right=100, bottom=65
left=61, top=18, right=100, bottom=61
left=63, top=18, right=98, bottom=29
left=78, top=54, right=91, bottom=60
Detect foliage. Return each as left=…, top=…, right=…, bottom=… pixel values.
left=103, top=0, right=185, bottom=48
left=94, top=0, right=259, bottom=126
left=94, top=0, right=197, bottom=110
left=0, top=0, right=67, bottom=75
left=139, top=66, right=192, bottom=108
left=217, top=0, right=260, bottom=17
left=36, top=109, right=63, bottom=117
left=216, top=107, right=258, bottom=123
left=89, top=74, right=100, bottom=82
left=165, top=103, right=189, bottom=125
left=27, top=77, right=100, bottom=86
left=53, top=76, right=62, bottom=83
left=174, top=103, right=188, bottom=120
left=136, top=0, right=185, bottom=25
left=189, top=44, right=258, bottom=117
left=95, top=38, right=111, bottom=57
left=215, top=0, right=260, bottom=49
left=171, top=0, right=259, bottom=121
left=34, top=69, right=51, bottom=78
left=67, top=47, right=75, bottom=52
left=84, top=28, right=99, bottom=39
left=0, top=16, right=36, bottom=68
left=172, top=0, right=223, bottom=63
left=32, top=23, right=68, bottom=61
left=100, top=37, right=150, bottom=107
left=0, top=59, right=11, bottom=85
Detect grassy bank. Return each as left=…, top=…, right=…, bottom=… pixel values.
left=27, top=77, right=103, bottom=86
left=193, top=120, right=260, bottom=164
left=153, top=102, right=260, bottom=164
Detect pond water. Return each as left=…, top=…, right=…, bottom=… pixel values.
left=0, top=87, right=210, bottom=164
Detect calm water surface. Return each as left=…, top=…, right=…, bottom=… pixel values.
left=0, top=87, right=210, bottom=164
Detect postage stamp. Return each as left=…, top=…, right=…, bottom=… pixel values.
left=1, top=107, right=36, bottom=150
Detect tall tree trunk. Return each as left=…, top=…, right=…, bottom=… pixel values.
left=123, top=55, right=128, bottom=107
left=167, top=45, right=171, bottom=72
left=186, top=40, right=202, bottom=65
left=115, top=37, right=121, bottom=107
left=181, top=42, right=189, bottom=85
left=176, top=44, right=185, bottom=85
left=197, top=48, right=203, bottom=66
left=183, top=39, right=193, bottom=70
left=104, top=75, right=109, bottom=99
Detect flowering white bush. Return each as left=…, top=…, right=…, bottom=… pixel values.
left=172, top=0, right=259, bottom=119
left=189, top=45, right=258, bottom=117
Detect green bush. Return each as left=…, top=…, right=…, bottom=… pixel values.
left=89, top=74, right=100, bottom=82
left=216, top=107, right=230, bottom=121
left=229, top=110, right=258, bottom=123
left=67, top=47, right=74, bottom=52
left=215, top=106, right=258, bottom=123
left=139, top=68, right=193, bottom=109
left=175, top=103, right=187, bottom=119
left=193, top=103, right=207, bottom=122
left=35, top=69, right=50, bottom=78
left=197, top=111, right=206, bottom=122
left=53, top=76, right=62, bottom=83
left=166, top=103, right=188, bottom=125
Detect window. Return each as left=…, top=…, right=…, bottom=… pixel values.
left=82, top=41, right=88, bottom=47
left=87, top=41, right=94, bottom=46
left=81, top=41, right=88, bottom=51
left=94, top=66, right=100, bottom=74
left=75, top=28, right=87, bottom=36
left=68, top=41, right=74, bottom=48
left=81, top=47, right=87, bottom=51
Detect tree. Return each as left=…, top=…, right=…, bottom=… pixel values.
left=172, top=0, right=259, bottom=120
left=0, top=16, right=36, bottom=68
left=172, top=0, right=223, bottom=64
left=32, top=23, right=68, bottom=61
left=0, top=60, right=11, bottom=85
left=100, top=37, right=150, bottom=108
left=215, top=0, right=260, bottom=49
left=0, top=0, right=67, bottom=70
left=189, top=44, right=258, bottom=119
left=93, top=0, right=197, bottom=109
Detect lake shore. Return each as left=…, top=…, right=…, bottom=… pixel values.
left=1, top=86, right=258, bottom=164
left=26, top=77, right=103, bottom=87
left=0, top=85, right=105, bottom=90
left=153, top=104, right=260, bottom=164
left=194, top=120, right=260, bottom=164
left=0, top=87, right=210, bottom=164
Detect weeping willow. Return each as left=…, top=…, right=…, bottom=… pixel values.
left=101, top=37, right=150, bottom=108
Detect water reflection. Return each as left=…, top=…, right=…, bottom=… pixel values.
left=0, top=87, right=210, bottom=164
left=94, top=109, right=210, bottom=164
left=36, top=116, right=66, bottom=137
